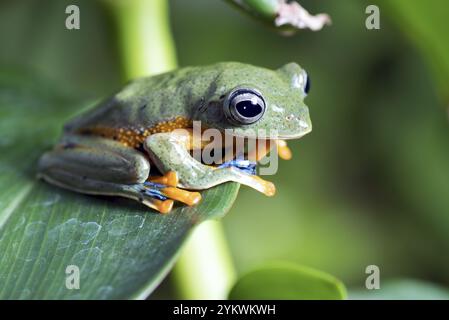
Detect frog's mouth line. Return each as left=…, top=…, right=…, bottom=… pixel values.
left=226, top=127, right=312, bottom=141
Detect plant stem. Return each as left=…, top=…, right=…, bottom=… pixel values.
left=106, top=0, right=236, bottom=299
left=106, top=0, right=177, bottom=79
left=173, top=220, right=236, bottom=299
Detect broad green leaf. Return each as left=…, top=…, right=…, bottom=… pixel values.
left=350, top=279, right=449, bottom=300
left=228, top=262, right=347, bottom=300
left=382, top=0, right=449, bottom=101
left=0, top=72, right=239, bottom=299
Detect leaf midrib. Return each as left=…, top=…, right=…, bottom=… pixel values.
left=0, top=182, right=33, bottom=230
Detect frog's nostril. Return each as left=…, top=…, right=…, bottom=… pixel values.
left=285, top=114, right=310, bottom=130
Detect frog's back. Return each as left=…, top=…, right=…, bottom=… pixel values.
left=63, top=62, right=269, bottom=148
left=66, top=70, right=179, bottom=129
left=63, top=65, right=223, bottom=147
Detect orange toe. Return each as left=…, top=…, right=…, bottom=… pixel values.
left=149, top=171, right=179, bottom=187
left=264, top=181, right=276, bottom=197
left=152, top=199, right=174, bottom=214
left=276, top=140, right=292, bottom=160
left=253, top=176, right=276, bottom=197
left=162, top=187, right=202, bottom=206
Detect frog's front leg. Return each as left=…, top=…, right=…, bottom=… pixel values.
left=144, top=131, right=276, bottom=196
left=37, top=134, right=196, bottom=213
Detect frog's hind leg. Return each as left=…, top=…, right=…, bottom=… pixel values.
left=37, top=134, right=174, bottom=213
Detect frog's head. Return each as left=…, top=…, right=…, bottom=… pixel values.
left=197, top=62, right=312, bottom=140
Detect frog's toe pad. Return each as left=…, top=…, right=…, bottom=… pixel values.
left=276, top=140, right=293, bottom=160
left=253, top=176, right=276, bottom=196
left=144, top=199, right=173, bottom=214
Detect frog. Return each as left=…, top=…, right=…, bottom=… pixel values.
left=37, top=62, right=312, bottom=214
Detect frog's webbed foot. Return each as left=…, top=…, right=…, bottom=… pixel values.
left=217, top=159, right=276, bottom=196
left=129, top=185, right=174, bottom=214
left=145, top=172, right=202, bottom=207
left=219, top=167, right=276, bottom=196
left=130, top=181, right=200, bottom=214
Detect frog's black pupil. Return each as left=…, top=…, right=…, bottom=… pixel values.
left=304, top=75, right=311, bottom=95
left=236, top=100, right=262, bottom=118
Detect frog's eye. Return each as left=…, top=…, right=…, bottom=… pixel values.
left=224, top=88, right=266, bottom=125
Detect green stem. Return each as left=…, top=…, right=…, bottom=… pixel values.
left=106, top=0, right=177, bottom=79
left=173, top=221, right=236, bottom=299
left=105, top=0, right=236, bottom=299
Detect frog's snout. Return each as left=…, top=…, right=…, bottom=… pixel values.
left=286, top=113, right=311, bottom=130
left=284, top=112, right=312, bottom=135
left=272, top=102, right=311, bottom=140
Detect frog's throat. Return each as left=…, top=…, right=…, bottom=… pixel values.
left=227, top=130, right=311, bottom=140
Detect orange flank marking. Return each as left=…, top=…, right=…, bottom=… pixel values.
left=149, top=171, right=179, bottom=187
left=79, top=116, right=192, bottom=148
left=276, top=140, right=292, bottom=160
left=162, top=187, right=202, bottom=206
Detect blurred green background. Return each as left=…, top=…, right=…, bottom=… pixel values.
left=1, top=0, right=448, bottom=298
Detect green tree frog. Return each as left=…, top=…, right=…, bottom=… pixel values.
left=38, top=62, right=312, bottom=213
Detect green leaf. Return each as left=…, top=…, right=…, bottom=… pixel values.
left=382, top=0, right=449, bottom=101
left=350, top=279, right=449, bottom=300
left=228, top=262, right=347, bottom=300
left=0, top=72, right=240, bottom=299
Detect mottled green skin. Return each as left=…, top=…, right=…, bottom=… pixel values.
left=65, top=62, right=311, bottom=139
left=38, top=62, right=312, bottom=211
